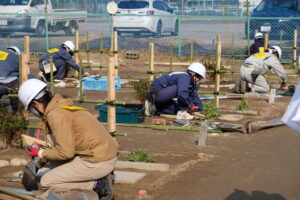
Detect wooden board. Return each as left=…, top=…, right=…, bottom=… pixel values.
left=21, top=134, right=52, bottom=148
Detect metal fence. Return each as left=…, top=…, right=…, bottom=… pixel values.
left=0, top=12, right=299, bottom=63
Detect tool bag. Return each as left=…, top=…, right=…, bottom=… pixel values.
left=43, top=60, right=57, bottom=74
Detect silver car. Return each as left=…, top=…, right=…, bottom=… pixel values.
left=113, top=0, right=178, bottom=37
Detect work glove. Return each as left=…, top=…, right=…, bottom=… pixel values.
left=280, top=81, right=287, bottom=89
left=187, top=105, right=199, bottom=113
left=27, top=142, right=40, bottom=157
left=27, top=147, right=40, bottom=157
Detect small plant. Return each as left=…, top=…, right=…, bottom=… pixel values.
left=130, top=80, right=150, bottom=104
left=201, top=100, right=220, bottom=119
left=127, top=149, right=154, bottom=163
left=0, top=107, right=27, bottom=148
left=236, top=99, right=249, bottom=111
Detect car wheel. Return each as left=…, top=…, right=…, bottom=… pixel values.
left=171, top=20, right=178, bottom=36
left=36, top=21, right=46, bottom=36
left=155, top=21, right=162, bottom=37
left=64, top=21, right=78, bottom=36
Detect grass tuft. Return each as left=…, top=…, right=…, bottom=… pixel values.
left=201, top=100, right=220, bottom=119
left=127, top=149, right=154, bottom=163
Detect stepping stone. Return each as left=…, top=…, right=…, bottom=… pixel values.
left=116, top=161, right=170, bottom=172
left=115, top=171, right=146, bottom=184
left=218, top=114, right=244, bottom=122
left=0, top=160, right=9, bottom=168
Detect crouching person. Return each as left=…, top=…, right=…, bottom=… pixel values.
left=18, top=79, right=119, bottom=200
left=237, top=46, right=287, bottom=93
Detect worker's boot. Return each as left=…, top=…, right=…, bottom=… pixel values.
left=93, top=173, right=114, bottom=200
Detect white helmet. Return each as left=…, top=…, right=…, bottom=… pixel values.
left=187, top=62, right=206, bottom=79
left=254, top=32, right=263, bottom=39
left=271, top=46, right=282, bottom=59
left=7, top=46, right=20, bottom=55
left=63, top=41, right=75, bottom=52
left=18, top=79, right=47, bottom=111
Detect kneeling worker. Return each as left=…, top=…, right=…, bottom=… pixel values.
left=146, top=62, right=206, bottom=116
left=239, top=46, right=287, bottom=93
left=39, top=41, right=87, bottom=81
left=18, top=79, right=119, bottom=199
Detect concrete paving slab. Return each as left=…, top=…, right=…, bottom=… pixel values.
left=116, top=161, right=170, bottom=172
left=115, top=171, right=146, bottom=184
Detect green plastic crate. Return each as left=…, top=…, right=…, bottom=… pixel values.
left=95, top=104, right=145, bottom=124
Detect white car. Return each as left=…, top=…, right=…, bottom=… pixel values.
left=113, top=0, right=178, bottom=37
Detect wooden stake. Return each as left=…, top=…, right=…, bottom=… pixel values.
left=74, top=30, right=79, bottom=77
left=149, top=43, right=154, bottom=81
left=264, top=33, right=269, bottom=50
left=21, top=54, right=28, bottom=83
left=198, top=121, right=208, bottom=146
left=215, top=34, right=221, bottom=108
left=113, top=31, right=119, bottom=76
left=108, top=57, right=116, bottom=133
left=293, top=30, right=297, bottom=67
left=24, top=36, right=30, bottom=73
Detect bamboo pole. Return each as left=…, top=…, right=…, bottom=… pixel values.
left=50, top=56, right=54, bottom=94
left=74, top=30, right=79, bottom=77
left=79, top=57, right=83, bottom=102
left=24, top=36, right=30, bottom=73
left=190, top=42, right=194, bottom=63
left=149, top=43, right=154, bottom=81
left=113, top=31, right=119, bottom=76
left=293, top=30, right=297, bottom=68
left=0, top=186, right=39, bottom=200
left=280, top=30, right=283, bottom=47
left=264, top=33, right=269, bottom=50
left=215, top=34, right=221, bottom=108
left=108, top=57, right=116, bottom=133
left=21, top=54, right=28, bottom=83
left=86, top=32, right=90, bottom=65
left=115, top=123, right=221, bottom=133
left=169, top=44, right=173, bottom=72
left=6, top=35, right=10, bottom=48
left=100, top=32, right=103, bottom=51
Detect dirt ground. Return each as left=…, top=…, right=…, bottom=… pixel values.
left=0, top=52, right=300, bottom=200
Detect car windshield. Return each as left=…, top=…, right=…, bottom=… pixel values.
left=256, top=0, right=298, bottom=11
left=118, top=1, right=149, bottom=9
left=0, top=0, right=29, bottom=5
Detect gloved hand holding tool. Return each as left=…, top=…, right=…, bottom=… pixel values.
left=27, top=142, right=40, bottom=157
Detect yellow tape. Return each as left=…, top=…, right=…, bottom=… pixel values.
left=47, top=48, right=60, bottom=54
left=0, top=51, right=9, bottom=61
left=59, top=105, right=86, bottom=111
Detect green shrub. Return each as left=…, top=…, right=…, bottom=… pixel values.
left=201, top=100, right=220, bottom=119
left=130, top=80, right=150, bottom=103
left=127, top=149, right=154, bottom=163
left=0, top=107, right=27, bottom=148
left=236, top=99, right=249, bottom=111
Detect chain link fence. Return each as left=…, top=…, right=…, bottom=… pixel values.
left=0, top=0, right=299, bottom=64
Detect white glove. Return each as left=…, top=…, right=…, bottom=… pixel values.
left=176, top=110, right=194, bottom=120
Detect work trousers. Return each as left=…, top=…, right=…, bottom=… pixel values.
left=39, top=156, right=117, bottom=190
left=240, top=66, right=270, bottom=93
left=149, top=85, right=183, bottom=115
